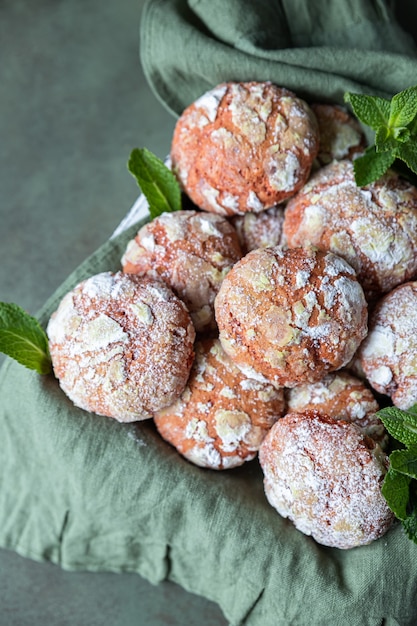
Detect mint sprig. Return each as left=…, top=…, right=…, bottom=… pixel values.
left=128, top=148, right=182, bottom=219
left=377, top=404, right=417, bottom=543
left=344, top=85, right=417, bottom=186
left=0, top=302, right=52, bottom=374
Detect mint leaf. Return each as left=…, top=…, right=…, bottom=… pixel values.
left=392, top=126, right=411, bottom=143
left=377, top=405, right=417, bottom=446
left=382, top=468, right=411, bottom=520
left=0, top=302, right=52, bottom=374
left=389, top=85, right=417, bottom=128
left=396, top=142, right=417, bottom=174
left=404, top=404, right=417, bottom=418
left=392, top=158, right=417, bottom=186
left=409, top=115, right=417, bottom=136
left=345, top=85, right=417, bottom=187
left=375, top=127, right=398, bottom=152
left=352, top=147, right=395, bottom=187
left=128, top=148, right=182, bottom=219
left=389, top=446, right=417, bottom=480
left=375, top=125, right=390, bottom=145
left=402, top=509, right=417, bottom=544
left=376, top=403, right=417, bottom=544
left=376, top=127, right=410, bottom=152
left=402, top=485, right=417, bottom=544
left=344, top=92, right=390, bottom=130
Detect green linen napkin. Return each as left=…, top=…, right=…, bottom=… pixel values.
left=141, top=0, right=417, bottom=121
left=2, top=1, right=417, bottom=625
left=1, top=222, right=416, bottom=626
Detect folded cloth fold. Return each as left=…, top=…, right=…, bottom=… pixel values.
left=1, top=218, right=417, bottom=626
left=141, top=0, right=417, bottom=117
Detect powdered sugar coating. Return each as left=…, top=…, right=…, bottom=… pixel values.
left=311, top=103, right=366, bottom=165
left=121, top=210, right=242, bottom=332
left=215, top=246, right=368, bottom=388
left=359, top=281, right=417, bottom=409
left=230, top=205, right=286, bottom=254
left=154, top=337, right=285, bottom=469
left=259, top=411, right=394, bottom=549
left=283, top=160, right=417, bottom=299
left=286, top=371, right=387, bottom=447
left=171, top=81, right=319, bottom=216
left=47, top=272, right=196, bottom=422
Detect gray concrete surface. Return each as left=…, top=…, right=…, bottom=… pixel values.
left=0, top=1, right=226, bottom=624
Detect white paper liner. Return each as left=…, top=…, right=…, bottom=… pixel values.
left=110, top=193, right=150, bottom=239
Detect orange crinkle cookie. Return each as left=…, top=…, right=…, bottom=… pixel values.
left=283, top=159, right=417, bottom=299
left=229, top=205, right=285, bottom=254
left=121, top=210, right=242, bottom=332
left=47, top=271, right=196, bottom=422
left=310, top=103, right=366, bottom=165
left=259, top=410, right=394, bottom=549
left=154, top=337, right=285, bottom=470
left=285, top=370, right=387, bottom=447
left=359, top=281, right=417, bottom=410
left=170, top=81, right=319, bottom=216
left=214, top=246, right=368, bottom=388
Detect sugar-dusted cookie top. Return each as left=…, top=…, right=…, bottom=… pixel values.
left=283, top=160, right=417, bottom=299
left=230, top=204, right=285, bottom=254
left=171, top=81, right=319, bottom=215
left=311, top=103, right=366, bottom=165
left=285, top=370, right=387, bottom=447
left=121, top=210, right=242, bottom=332
left=359, top=281, right=417, bottom=410
left=215, top=246, right=367, bottom=388
left=259, top=410, right=394, bottom=549
left=47, top=272, right=195, bottom=422
left=154, top=337, right=285, bottom=470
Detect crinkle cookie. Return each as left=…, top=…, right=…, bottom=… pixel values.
left=47, top=272, right=195, bottom=422
left=283, top=160, right=417, bottom=299
left=214, top=246, right=368, bottom=388
left=121, top=210, right=242, bottom=333
left=359, top=281, right=417, bottom=409
left=311, top=103, right=366, bottom=165
left=285, top=371, right=387, bottom=447
left=345, top=351, right=368, bottom=381
left=230, top=205, right=285, bottom=254
left=154, top=337, right=285, bottom=470
left=171, top=81, right=319, bottom=216
left=259, top=410, right=394, bottom=549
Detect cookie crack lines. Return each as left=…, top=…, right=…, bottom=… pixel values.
left=6, top=81, right=417, bottom=549
left=46, top=81, right=405, bottom=548
left=171, top=82, right=319, bottom=216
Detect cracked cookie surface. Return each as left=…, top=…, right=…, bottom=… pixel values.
left=215, top=246, right=368, bottom=388
left=259, top=410, right=394, bottom=549
left=283, top=160, right=417, bottom=299
left=171, top=81, right=319, bottom=215
left=121, top=210, right=242, bottom=332
left=154, top=337, right=285, bottom=469
left=47, top=272, right=196, bottom=422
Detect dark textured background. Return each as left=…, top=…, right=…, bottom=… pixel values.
left=0, top=1, right=225, bottom=623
